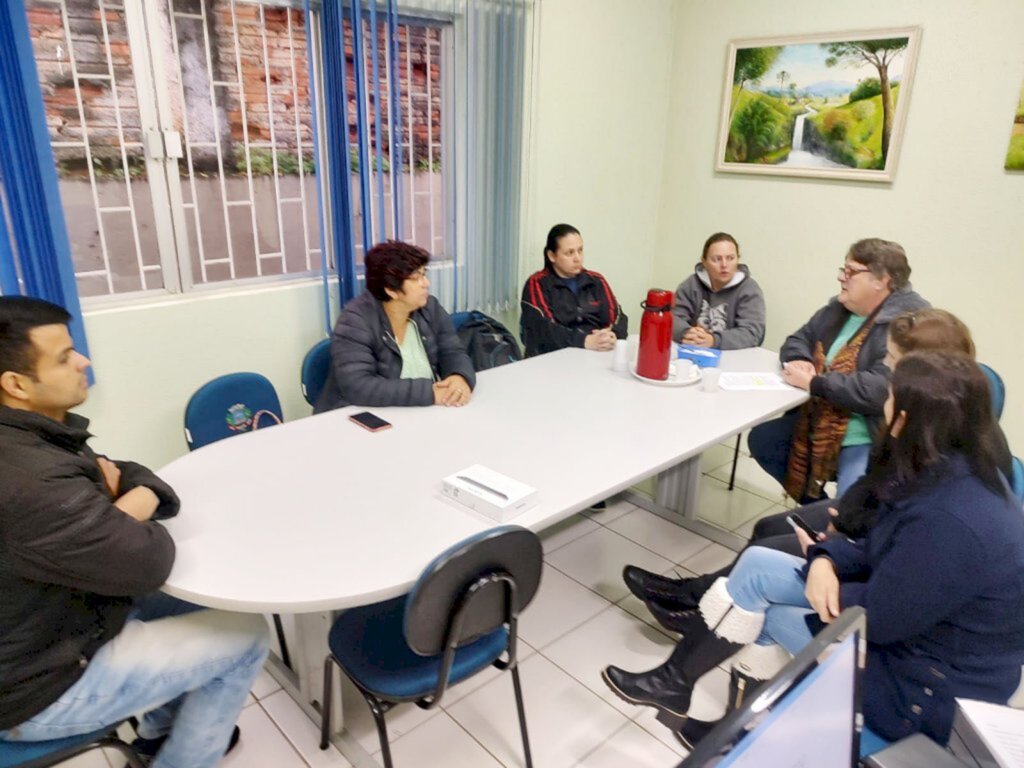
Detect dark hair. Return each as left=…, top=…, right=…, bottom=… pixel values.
left=701, top=232, right=740, bottom=261
left=543, top=223, right=581, bottom=269
left=364, top=240, right=430, bottom=301
left=847, top=238, right=911, bottom=290
left=889, top=309, right=975, bottom=359
left=878, top=351, right=1003, bottom=495
left=0, top=296, right=72, bottom=379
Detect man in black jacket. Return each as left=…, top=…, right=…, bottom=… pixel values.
left=0, top=297, right=268, bottom=767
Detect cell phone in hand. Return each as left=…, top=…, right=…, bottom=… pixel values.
left=349, top=411, right=392, bottom=432
left=787, top=513, right=819, bottom=540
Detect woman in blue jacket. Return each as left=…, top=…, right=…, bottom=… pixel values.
left=602, top=351, right=1024, bottom=748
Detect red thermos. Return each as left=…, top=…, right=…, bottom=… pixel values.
left=636, top=289, right=674, bottom=380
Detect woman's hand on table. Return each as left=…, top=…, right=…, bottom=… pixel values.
left=584, top=328, right=617, bottom=351
left=782, top=360, right=817, bottom=390
left=433, top=375, right=472, bottom=407
left=682, top=326, right=714, bottom=347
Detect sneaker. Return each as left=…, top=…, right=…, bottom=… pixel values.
left=130, top=725, right=240, bottom=765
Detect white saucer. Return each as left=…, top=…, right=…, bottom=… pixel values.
left=630, top=362, right=702, bottom=387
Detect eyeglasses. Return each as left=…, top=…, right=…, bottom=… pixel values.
left=406, top=267, right=429, bottom=282
left=837, top=264, right=872, bottom=280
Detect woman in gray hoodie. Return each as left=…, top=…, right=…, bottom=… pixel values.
left=672, top=232, right=766, bottom=350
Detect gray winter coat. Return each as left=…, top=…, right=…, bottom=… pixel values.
left=315, top=292, right=476, bottom=412
left=781, top=287, right=929, bottom=416
left=672, top=264, right=766, bottom=350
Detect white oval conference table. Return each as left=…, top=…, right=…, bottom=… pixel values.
left=157, top=346, right=807, bottom=748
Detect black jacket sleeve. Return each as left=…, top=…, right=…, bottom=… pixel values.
left=1, top=466, right=174, bottom=597
left=114, top=460, right=180, bottom=520
left=809, top=326, right=889, bottom=416
left=331, top=306, right=435, bottom=407
left=780, top=303, right=832, bottom=363
left=520, top=281, right=586, bottom=354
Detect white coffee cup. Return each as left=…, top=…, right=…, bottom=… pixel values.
left=701, top=367, right=721, bottom=392
left=612, top=339, right=629, bottom=372
left=675, top=358, right=694, bottom=380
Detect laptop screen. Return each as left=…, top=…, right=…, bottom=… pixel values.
left=680, top=606, right=866, bottom=768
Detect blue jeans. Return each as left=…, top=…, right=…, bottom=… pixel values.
left=0, top=594, right=269, bottom=768
left=836, top=443, right=871, bottom=497
left=724, top=546, right=816, bottom=655
left=749, top=412, right=871, bottom=499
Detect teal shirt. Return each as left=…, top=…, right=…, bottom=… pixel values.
left=824, top=314, right=871, bottom=447
left=399, top=321, right=434, bottom=381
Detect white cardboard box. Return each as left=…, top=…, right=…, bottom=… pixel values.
left=442, top=464, right=537, bottom=522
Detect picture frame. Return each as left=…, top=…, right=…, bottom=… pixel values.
left=715, top=27, right=922, bottom=183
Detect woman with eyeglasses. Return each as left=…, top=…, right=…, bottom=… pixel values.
left=748, top=238, right=928, bottom=501
left=315, top=240, right=475, bottom=412
left=672, top=232, right=765, bottom=349
left=604, top=351, right=1024, bottom=754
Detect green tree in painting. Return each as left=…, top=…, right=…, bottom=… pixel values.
left=788, top=82, right=798, bottom=104
left=730, top=46, right=782, bottom=121
left=822, top=38, right=908, bottom=160
left=735, top=100, right=778, bottom=161
left=776, top=69, right=790, bottom=94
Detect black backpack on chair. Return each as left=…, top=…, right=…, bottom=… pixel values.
left=453, top=311, right=523, bottom=372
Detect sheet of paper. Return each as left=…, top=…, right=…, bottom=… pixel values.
left=957, top=698, right=1024, bottom=767
left=718, top=372, right=793, bottom=392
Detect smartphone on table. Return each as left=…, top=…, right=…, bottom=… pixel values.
left=787, top=512, right=819, bottom=540
left=349, top=411, right=392, bottom=432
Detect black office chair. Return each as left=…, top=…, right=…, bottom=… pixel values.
left=0, top=722, right=144, bottom=768
left=319, top=525, right=543, bottom=767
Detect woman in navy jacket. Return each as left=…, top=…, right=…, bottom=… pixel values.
left=602, top=351, right=1024, bottom=748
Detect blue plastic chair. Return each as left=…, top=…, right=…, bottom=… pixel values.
left=301, top=339, right=332, bottom=408
left=184, top=372, right=283, bottom=450
left=980, top=363, right=1005, bottom=420
left=0, top=724, right=143, bottom=768
left=182, top=372, right=291, bottom=668
left=319, top=526, right=543, bottom=767
left=1012, top=456, right=1024, bottom=507
left=449, top=310, right=473, bottom=331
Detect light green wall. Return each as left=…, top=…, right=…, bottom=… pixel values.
left=78, top=281, right=330, bottom=467
left=654, top=0, right=1024, bottom=448
left=523, top=0, right=675, bottom=323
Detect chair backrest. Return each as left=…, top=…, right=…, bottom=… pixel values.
left=1012, top=456, right=1024, bottom=507
left=184, top=372, right=283, bottom=450
left=979, top=363, right=1005, bottom=420
left=450, top=311, right=473, bottom=331
left=404, top=525, right=542, bottom=656
left=301, top=338, right=332, bottom=407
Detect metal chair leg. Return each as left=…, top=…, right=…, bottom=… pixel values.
left=510, top=665, right=533, bottom=768
left=101, top=738, right=146, bottom=768
left=319, top=655, right=334, bottom=750
left=727, top=434, right=741, bottom=491
left=272, top=613, right=292, bottom=670
left=367, top=696, right=394, bottom=768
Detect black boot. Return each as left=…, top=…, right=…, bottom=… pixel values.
left=602, top=578, right=767, bottom=727
left=622, top=566, right=717, bottom=611
left=646, top=601, right=700, bottom=635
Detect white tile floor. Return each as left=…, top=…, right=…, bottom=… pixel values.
left=66, top=439, right=793, bottom=768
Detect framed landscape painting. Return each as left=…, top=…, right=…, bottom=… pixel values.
left=1005, top=78, right=1024, bottom=171
left=715, top=27, right=922, bottom=182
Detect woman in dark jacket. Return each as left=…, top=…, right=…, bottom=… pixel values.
left=749, top=237, right=928, bottom=501
left=603, top=351, right=1024, bottom=750
left=520, top=223, right=627, bottom=357
left=315, top=241, right=475, bottom=412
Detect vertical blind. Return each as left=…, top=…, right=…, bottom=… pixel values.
left=0, top=2, right=90, bottom=362
left=309, top=0, right=534, bottom=316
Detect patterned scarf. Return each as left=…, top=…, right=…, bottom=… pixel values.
left=783, top=309, right=881, bottom=502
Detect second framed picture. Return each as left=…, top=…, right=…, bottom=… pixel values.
left=715, top=27, right=922, bottom=182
